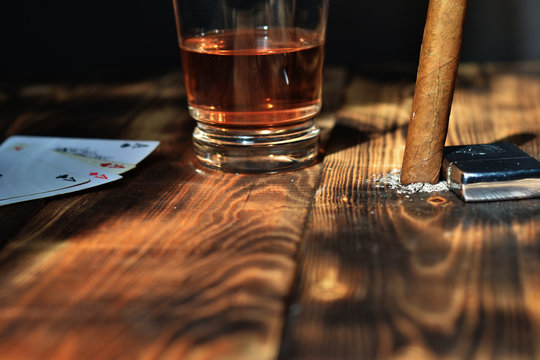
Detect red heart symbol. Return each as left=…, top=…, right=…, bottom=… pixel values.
left=89, top=172, right=108, bottom=179
left=101, top=163, right=125, bottom=169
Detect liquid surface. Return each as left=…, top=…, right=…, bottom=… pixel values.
left=180, top=28, right=324, bottom=126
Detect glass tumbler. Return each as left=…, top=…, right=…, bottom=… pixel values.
left=172, top=0, right=329, bottom=173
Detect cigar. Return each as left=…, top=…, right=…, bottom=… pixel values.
left=401, top=0, right=469, bottom=185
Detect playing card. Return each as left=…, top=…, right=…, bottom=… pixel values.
left=58, top=152, right=136, bottom=175
left=0, top=144, right=122, bottom=206
left=0, top=136, right=159, bottom=164
left=0, top=148, right=90, bottom=201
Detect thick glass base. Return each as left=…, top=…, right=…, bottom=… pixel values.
left=193, top=121, right=320, bottom=173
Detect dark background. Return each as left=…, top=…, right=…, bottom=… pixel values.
left=2, top=0, right=540, bottom=81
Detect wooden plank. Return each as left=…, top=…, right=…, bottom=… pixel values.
left=0, top=76, right=169, bottom=249
left=280, top=63, right=540, bottom=359
left=0, top=69, right=347, bottom=359
left=0, top=83, right=98, bottom=248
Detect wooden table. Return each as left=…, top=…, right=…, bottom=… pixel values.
left=1, top=63, right=539, bottom=359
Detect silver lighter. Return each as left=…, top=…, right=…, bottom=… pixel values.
left=442, top=143, right=540, bottom=202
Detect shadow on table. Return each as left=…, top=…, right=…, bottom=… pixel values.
left=280, top=175, right=540, bottom=358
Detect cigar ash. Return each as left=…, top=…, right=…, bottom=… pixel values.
left=373, top=169, right=449, bottom=194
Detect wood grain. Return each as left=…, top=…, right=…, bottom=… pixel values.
left=280, top=63, right=540, bottom=359
left=2, top=64, right=540, bottom=359
left=0, top=70, right=346, bottom=359
left=0, top=76, right=170, bottom=248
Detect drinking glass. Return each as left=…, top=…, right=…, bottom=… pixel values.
left=172, top=0, right=329, bottom=172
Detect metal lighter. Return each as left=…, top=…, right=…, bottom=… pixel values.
left=442, top=143, right=540, bottom=202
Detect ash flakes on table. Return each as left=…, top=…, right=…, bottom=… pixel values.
left=372, top=169, right=449, bottom=194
